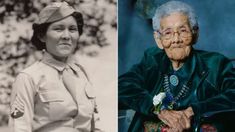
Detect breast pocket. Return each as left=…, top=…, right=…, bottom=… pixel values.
left=38, top=91, right=65, bottom=121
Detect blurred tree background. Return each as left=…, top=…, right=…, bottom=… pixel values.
left=0, top=0, right=116, bottom=126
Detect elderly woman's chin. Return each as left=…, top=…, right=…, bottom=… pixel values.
left=165, top=48, right=191, bottom=61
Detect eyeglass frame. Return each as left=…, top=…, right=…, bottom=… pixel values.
left=157, top=25, right=194, bottom=40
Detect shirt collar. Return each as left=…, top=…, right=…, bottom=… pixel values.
left=41, top=52, right=78, bottom=72
left=170, top=52, right=196, bottom=80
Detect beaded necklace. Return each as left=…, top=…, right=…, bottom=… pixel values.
left=163, top=74, right=191, bottom=103
left=145, top=74, right=192, bottom=131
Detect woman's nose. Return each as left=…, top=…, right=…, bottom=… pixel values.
left=172, top=32, right=180, bottom=43
left=61, top=29, right=71, bottom=40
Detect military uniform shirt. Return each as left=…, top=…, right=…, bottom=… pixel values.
left=9, top=52, right=102, bottom=132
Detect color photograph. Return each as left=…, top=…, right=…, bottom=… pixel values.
left=0, top=0, right=116, bottom=131
left=118, top=0, right=235, bottom=132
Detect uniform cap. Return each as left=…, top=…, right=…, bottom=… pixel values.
left=35, top=1, right=76, bottom=24
left=31, top=1, right=83, bottom=50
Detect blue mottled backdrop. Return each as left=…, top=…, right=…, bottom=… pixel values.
left=118, top=0, right=235, bottom=131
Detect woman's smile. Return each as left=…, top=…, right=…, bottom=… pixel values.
left=43, top=16, right=79, bottom=61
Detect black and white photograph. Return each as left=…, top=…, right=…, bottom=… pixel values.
left=0, top=0, right=116, bottom=131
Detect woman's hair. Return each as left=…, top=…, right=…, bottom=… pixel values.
left=152, top=1, right=199, bottom=44
left=31, top=12, right=84, bottom=50
left=152, top=1, right=198, bottom=31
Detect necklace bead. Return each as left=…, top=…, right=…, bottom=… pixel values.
left=169, top=74, right=179, bottom=86
left=163, top=74, right=190, bottom=103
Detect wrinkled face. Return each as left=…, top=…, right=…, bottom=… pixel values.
left=155, top=12, right=193, bottom=61
left=42, top=16, right=79, bottom=61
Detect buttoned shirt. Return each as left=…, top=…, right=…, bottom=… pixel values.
left=9, top=52, right=102, bottom=132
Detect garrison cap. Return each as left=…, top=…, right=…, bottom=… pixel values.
left=35, top=1, right=76, bottom=24
left=31, top=1, right=84, bottom=50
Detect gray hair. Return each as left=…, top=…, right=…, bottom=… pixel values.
left=152, top=1, right=198, bottom=31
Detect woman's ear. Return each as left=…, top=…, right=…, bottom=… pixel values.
left=153, top=31, right=164, bottom=49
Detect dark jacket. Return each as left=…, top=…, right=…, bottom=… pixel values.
left=118, top=47, right=235, bottom=132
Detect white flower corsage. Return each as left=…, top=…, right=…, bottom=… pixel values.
left=152, top=92, right=166, bottom=114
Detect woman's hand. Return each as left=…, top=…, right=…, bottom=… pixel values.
left=157, top=107, right=194, bottom=132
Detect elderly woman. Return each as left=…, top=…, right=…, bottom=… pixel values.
left=119, top=1, right=235, bottom=132
left=9, top=1, right=102, bottom=132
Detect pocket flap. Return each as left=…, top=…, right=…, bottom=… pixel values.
left=85, top=83, right=96, bottom=98
left=39, top=91, right=63, bottom=102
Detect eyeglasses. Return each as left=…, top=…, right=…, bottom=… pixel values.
left=158, top=26, right=192, bottom=40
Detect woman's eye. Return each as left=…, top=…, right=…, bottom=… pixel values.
left=69, top=27, right=78, bottom=32
left=180, top=29, right=187, bottom=33
left=53, top=27, right=63, bottom=31
left=163, top=31, right=172, bottom=35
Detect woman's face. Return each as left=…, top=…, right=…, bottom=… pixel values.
left=43, top=16, right=79, bottom=61
left=157, top=12, right=193, bottom=62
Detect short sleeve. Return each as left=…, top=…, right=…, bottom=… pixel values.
left=9, top=73, right=36, bottom=132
